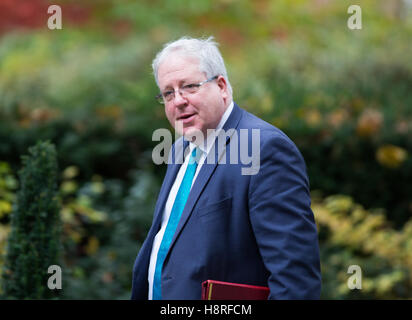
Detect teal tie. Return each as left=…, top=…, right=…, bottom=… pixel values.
left=153, top=148, right=199, bottom=300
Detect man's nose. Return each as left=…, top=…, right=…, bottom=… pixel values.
left=172, top=90, right=188, bottom=107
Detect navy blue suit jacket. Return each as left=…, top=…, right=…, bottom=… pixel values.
left=131, top=103, right=321, bottom=299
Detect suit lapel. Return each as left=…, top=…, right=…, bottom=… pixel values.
left=166, top=104, right=243, bottom=258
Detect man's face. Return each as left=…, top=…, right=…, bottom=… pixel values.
left=157, top=53, right=230, bottom=140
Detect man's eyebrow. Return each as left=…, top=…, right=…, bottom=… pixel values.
left=161, top=83, right=176, bottom=92
left=161, top=78, right=193, bottom=91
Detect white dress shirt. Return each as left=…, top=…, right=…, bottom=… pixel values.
left=148, top=101, right=234, bottom=299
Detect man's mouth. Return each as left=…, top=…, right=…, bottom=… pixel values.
left=178, top=113, right=196, bottom=123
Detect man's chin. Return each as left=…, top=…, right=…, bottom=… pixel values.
left=173, top=121, right=197, bottom=136
left=182, top=127, right=205, bottom=145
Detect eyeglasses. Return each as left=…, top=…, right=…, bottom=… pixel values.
left=155, top=75, right=218, bottom=104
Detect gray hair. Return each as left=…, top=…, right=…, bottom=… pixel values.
left=152, top=36, right=233, bottom=96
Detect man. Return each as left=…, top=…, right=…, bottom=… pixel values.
left=131, top=36, right=321, bottom=300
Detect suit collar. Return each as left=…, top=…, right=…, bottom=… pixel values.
left=222, top=102, right=242, bottom=132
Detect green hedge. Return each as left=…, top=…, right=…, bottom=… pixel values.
left=1, top=141, right=61, bottom=299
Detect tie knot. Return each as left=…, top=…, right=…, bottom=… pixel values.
left=188, top=147, right=201, bottom=165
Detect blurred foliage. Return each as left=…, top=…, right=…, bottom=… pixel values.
left=314, top=194, right=412, bottom=299
left=0, top=0, right=411, bottom=298
left=0, top=160, right=160, bottom=299
left=0, top=162, right=17, bottom=279
left=59, top=166, right=160, bottom=299
left=2, top=141, right=61, bottom=299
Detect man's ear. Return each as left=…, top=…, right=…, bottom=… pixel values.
left=217, top=75, right=229, bottom=99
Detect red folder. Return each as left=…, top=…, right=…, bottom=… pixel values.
left=201, top=280, right=269, bottom=300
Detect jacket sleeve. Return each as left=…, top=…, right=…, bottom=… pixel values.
left=248, top=132, right=321, bottom=299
